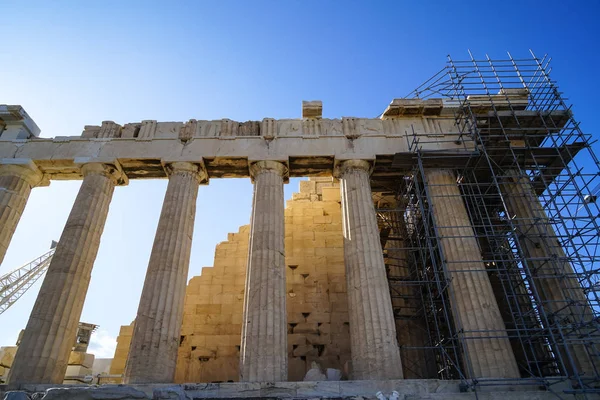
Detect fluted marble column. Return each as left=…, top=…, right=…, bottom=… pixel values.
left=478, top=235, right=553, bottom=377
left=501, top=169, right=597, bottom=378
left=7, top=162, right=124, bottom=385
left=240, top=161, right=287, bottom=382
left=124, top=162, right=204, bottom=384
left=337, top=160, right=403, bottom=380
left=386, top=209, right=437, bottom=379
left=425, top=169, right=519, bottom=379
left=0, top=161, right=46, bottom=266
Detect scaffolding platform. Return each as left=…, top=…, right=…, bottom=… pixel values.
left=374, top=52, right=600, bottom=398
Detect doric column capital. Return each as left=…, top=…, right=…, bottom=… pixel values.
left=165, top=161, right=207, bottom=184
left=249, top=160, right=288, bottom=182
left=81, top=162, right=128, bottom=186
left=0, top=159, right=48, bottom=187
left=333, top=159, right=373, bottom=178
left=0, top=159, right=47, bottom=266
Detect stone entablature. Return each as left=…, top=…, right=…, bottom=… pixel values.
left=0, top=99, right=471, bottom=181
left=78, top=115, right=458, bottom=141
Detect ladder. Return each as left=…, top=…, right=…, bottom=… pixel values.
left=0, top=241, right=57, bottom=315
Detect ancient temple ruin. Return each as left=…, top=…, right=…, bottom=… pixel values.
left=108, top=178, right=348, bottom=383
left=0, top=54, right=599, bottom=398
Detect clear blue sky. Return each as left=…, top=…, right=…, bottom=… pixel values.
left=1, top=1, right=599, bottom=357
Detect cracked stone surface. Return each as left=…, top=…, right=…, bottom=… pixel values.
left=240, top=161, right=288, bottom=382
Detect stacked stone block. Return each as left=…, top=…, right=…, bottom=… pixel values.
left=175, top=226, right=248, bottom=383
left=0, top=345, right=95, bottom=384
left=0, top=346, right=16, bottom=383
left=284, top=179, right=350, bottom=381
left=112, top=178, right=350, bottom=383
left=64, top=351, right=95, bottom=383
left=108, top=323, right=134, bottom=381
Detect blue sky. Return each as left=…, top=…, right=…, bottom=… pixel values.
left=1, top=1, right=599, bottom=357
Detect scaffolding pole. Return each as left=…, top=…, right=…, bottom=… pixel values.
left=376, top=52, right=600, bottom=398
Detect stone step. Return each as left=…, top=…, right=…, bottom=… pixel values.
left=0, top=382, right=577, bottom=400
left=403, top=392, right=561, bottom=400
left=0, top=391, right=565, bottom=400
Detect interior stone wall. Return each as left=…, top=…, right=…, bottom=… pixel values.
left=108, top=323, right=134, bottom=382
left=110, top=178, right=351, bottom=382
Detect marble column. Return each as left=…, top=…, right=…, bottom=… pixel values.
left=478, top=235, right=554, bottom=376
left=124, top=162, right=204, bottom=384
left=240, top=160, right=287, bottom=382
left=501, top=169, right=597, bottom=378
left=7, top=162, right=124, bottom=385
left=0, top=160, right=46, bottom=266
left=386, top=209, right=437, bottom=379
left=337, top=160, right=403, bottom=380
left=425, top=169, right=519, bottom=379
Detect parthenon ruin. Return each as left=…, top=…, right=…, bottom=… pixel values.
left=0, top=54, right=599, bottom=399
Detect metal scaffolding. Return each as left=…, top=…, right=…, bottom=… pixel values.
left=0, top=242, right=57, bottom=315
left=376, top=51, right=600, bottom=397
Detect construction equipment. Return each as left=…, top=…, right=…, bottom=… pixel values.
left=0, top=241, right=57, bottom=315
